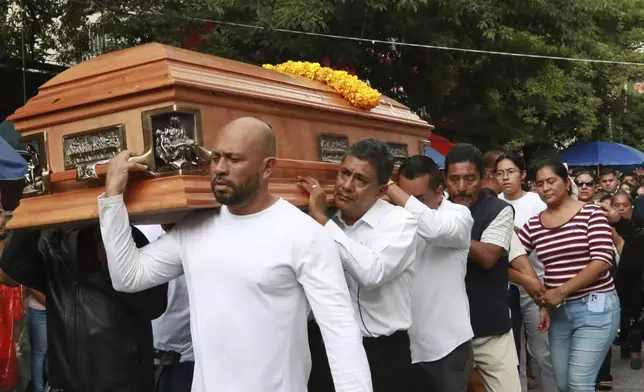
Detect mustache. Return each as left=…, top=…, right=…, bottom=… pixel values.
left=212, top=176, right=235, bottom=187
left=455, top=194, right=472, bottom=199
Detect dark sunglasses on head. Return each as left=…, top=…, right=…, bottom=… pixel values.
left=575, top=180, right=595, bottom=187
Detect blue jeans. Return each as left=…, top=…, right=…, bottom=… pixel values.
left=28, top=308, right=47, bottom=392
left=549, top=290, right=620, bottom=392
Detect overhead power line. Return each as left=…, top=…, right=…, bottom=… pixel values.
left=70, top=0, right=644, bottom=67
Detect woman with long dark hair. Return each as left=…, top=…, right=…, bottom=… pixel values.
left=495, top=153, right=555, bottom=392
left=518, top=161, right=620, bottom=391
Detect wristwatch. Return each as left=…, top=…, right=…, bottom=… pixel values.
left=387, top=179, right=395, bottom=186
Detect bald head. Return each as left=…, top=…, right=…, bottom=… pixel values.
left=210, top=117, right=277, bottom=207
left=218, top=117, right=276, bottom=159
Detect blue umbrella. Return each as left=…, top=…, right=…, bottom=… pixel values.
left=0, top=136, right=27, bottom=181
left=424, top=145, right=445, bottom=169
left=558, top=141, right=644, bottom=166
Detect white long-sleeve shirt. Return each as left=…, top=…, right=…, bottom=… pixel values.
left=405, top=197, right=474, bottom=363
left=324, top=199, right=417, bottom=337
left=98, top=195, right=372, bottom=392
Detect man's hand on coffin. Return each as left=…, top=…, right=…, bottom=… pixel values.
left=105, top=150, right=148, bottom=197
left=297, top=176, right=329, bottom=225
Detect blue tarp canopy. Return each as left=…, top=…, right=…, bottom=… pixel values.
left=558, top=141, right=644, bottom=167
left=424, top=145, right=445, bottom=169
left=0, top=135, right=27, bottom=181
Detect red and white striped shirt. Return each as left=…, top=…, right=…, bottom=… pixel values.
left=518, top=203, right=615, bottom=300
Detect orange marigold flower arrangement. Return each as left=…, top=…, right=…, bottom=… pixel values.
left=263, top=61, right=382, bottom=110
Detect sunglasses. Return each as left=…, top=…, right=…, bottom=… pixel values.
left=575, top=180, right=595, bottom=187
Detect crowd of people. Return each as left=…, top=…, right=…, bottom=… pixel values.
left=0, top=116, right=643, bottom=392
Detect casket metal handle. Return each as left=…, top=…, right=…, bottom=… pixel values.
left=128, top=149, right=155, bottom=169
left=196, top=145, right=213, bottom=162
left=127, top=146, right=213, bottom=171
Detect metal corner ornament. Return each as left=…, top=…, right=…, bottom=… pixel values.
left=23, top=144, right=44, bottom=194
left=155, top=116, right=201, bottom=172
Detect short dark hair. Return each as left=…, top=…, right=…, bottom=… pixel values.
left=597, top=192, right=612, bottom=203
left=345, top=138, right=394, bottom=185
left=399, top=155, right=441, bottom=191
left=599, top=168, right=617, bottom=178
left=495, top=152, right=526, bottom=172
left=445, top=143, right=484, bottom=176
left=622, top=172, right=635, bottom=181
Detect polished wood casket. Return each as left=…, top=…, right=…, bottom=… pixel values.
left=6, top=43, right=432, bottom=229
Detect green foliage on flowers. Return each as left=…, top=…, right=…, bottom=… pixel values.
left=3, top=0, right=644, bottom=157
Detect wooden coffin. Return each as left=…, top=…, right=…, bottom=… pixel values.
left=6, top=43, right=432, bottom=229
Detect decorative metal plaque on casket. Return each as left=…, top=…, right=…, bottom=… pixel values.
left=20, top=132, right=50, bottom=196
left=63, top=124, right=125, bottom=180
left=386, top=141, right=409, bottom=167
left=136, top=105, right=210, bottom=174
left=317, top=133, right=349, bottom=163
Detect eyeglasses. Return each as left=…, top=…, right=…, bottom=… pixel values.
left=575, top=180, right=595, bottom=187
left=494, top=169, right=520, bottom=178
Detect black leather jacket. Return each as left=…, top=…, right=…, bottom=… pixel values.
left=0, top=225, right=167, bottom=392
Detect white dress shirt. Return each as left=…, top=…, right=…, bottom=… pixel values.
left=324, top=199, right=418, bottom=337
left=406, top=197, right=474, bottom=363
left=99, top=195, right=372, bottom=392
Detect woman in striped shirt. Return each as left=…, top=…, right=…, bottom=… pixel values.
left=518, top=161, right=620, bottom=392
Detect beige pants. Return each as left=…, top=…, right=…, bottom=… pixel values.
left=472, top=331, right=521, bottom=392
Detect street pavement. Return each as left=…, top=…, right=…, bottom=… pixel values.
left=613, top=346, right=644, bottom=391
left=527, top=346, right=644, bottom=391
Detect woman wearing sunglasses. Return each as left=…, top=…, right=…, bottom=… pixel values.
left=575, top=171, right=597, bottom=203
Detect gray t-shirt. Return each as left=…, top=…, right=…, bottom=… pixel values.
left=135, top=225, right=194, bottom=362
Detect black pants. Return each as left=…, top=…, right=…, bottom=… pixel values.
left=616, top=245, right=644, bottom=353
left=412, top=341, right=473, bottom=392
left=308, top=320, right=335, bottom=392
left=363, top=330, right=412, bottom=392
left=308, top=320, right=412, bottom=392
left=597, top=266, right=618, bottom=384
left=619, top=299, right=644, bottom=354
left=508, top=285, right=522, bottom=360
left=597, top=349, right=612, bottom=383
left=156, top=361, right=194, bottom=392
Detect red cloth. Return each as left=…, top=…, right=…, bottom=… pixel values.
left=429, top=133, right=454, bottom=156
left=0, top=285, right=22, bottom=390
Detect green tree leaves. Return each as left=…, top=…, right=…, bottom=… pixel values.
left=3, top=0, right=644, bottom=154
